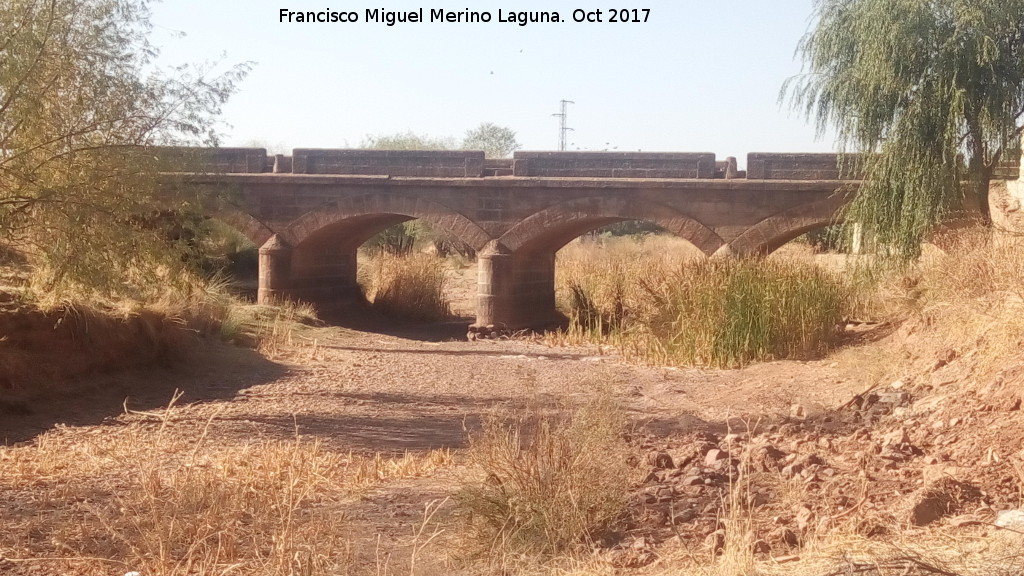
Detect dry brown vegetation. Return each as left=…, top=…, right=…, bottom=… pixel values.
left=5, top=228, right=1024, bottom=576
left=360, top=251, right=452, bottom=321
left=554, top=236, right=848, bottom=367
left=0, top=395, right=454, bottom=576
left=455, top=393, right=636, bottom=563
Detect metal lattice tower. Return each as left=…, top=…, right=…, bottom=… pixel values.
left=552, top=99, right=574, bottom=151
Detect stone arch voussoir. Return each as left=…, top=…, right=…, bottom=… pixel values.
left=497, top=195, right=725, bottom=256
left=208, top=205, right=276, bottom=248
left=727, top=194, right=847, bottom=256
left=280, top=192, right=493, bottom=250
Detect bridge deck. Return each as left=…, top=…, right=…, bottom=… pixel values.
left=175, top=172, right=862, bottom=192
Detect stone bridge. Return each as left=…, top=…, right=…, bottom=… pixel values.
left=171, top=148, right=871, bottom=329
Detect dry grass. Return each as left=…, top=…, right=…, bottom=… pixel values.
left=222, top=298, right=321, bottom=358
left=454, top=393, right=636, bottom=564
left=906, top=231, right=1024, bottom=384
left=556, top=236, right=697, bottom=338
left=838, top=228, right=1024, bottom=383
left=554, top=236, right=848, bottom=368
left=0, top=271, right=241, bottom=385
left=0, top=396, right=458, bottom=576
left=361, top=252, right=452, bottom=321
left=1, top=424, right=350, bottom=575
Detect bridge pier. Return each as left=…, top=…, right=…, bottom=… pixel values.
left=472, top=241, right=562, bottom=332
left=258, top=235, right=292, bottom=304
left=258, top=234, right=363, bottom=305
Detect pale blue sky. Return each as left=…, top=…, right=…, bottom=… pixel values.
left=148, top=1, right=836, bottom=159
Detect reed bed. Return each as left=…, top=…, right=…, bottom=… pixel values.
left=556, top=236, right=848, bottom=368
left=362, top=252, right=452, bottom=321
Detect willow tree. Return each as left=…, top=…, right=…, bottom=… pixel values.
left=0, top=0, right=248, bottom=297
left=785, top=0, right=1024, bottom=258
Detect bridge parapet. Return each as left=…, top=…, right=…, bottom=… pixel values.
left=512, top=151, right=717, bottom=179
left=747, top=153, right=862, bottom=180
left=156, top=147, right=268, bottom=173
left=291, top=149, right=485, bottom=177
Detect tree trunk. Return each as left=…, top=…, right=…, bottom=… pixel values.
left=967, top=140, right=993, bottom=227
left=971, top=167, right=993, bottom=227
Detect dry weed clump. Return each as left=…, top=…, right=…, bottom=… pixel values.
left=555, top=238, right=848, bottom=368
left=225, top=298, right=321, bottom=357
left=557, top=236, right=701, bottom=331
left=0, top=399, right=458, bottom=576
left=0, top=430, right=351, bottom=575
left=362, top=252, right=451, bottom=321
left=454, top=394, right=635, bottom=562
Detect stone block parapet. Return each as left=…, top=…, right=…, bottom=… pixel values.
left=291, top=149, right=486, bottom=177
left=155, top=147, right=268, bottom=173
left=512, top=151, right=717, bottom=179
left=747, top=153, right=862, bottom=180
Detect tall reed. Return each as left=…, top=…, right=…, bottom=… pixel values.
left=363, top=252, right=451, bottom=321
left=637, top=258, right=846, bottom=367
left=557, top=238, right=848, bottom=367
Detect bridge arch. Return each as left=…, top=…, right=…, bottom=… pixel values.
left=497, top=196, right=725, bottom=256
left=472, top=197, right=725, bottom=330
left=261, top=192, right=493, bottom=305
left=727, top=194, right=846, bottom=256
left=281, top=192, right=492, bottom=251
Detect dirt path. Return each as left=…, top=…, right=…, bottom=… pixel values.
left=2, top=322, right=866, bottom=449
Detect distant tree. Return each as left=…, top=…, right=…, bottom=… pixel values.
left=784, top=0, right=1024, bottom=259
left=461, top=122, right=521, bottom=158
left=0, top=0, right=249, bottom=296
left=241, top=139, right=291, bottom=155
left=360, top=131, right=457, bottom=151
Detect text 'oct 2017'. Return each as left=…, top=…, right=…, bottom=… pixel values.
left=277, top=8, right=651, bottom=26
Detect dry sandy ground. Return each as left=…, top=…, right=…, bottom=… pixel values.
left=0, top=305, right=874, bottom=570
left=1, top=312, right=868, bottom=463
left=2, top=259, right=911, bottom=575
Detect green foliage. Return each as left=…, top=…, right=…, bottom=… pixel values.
left=363, top=221, right=418, bottom=255
left=596, top=220, right=665, bottom=237
left=785, top=0, right=1024, bottom=260
left=805, top=223, right=855, bottom=253
left=644, top=259, right=846, bottom=367
left=461, top=122, right=521, bottom=158
left=361, top=122, right=521, bottom=158
left=360, top=130, right=458, bottom=151
left=0, top=0, right=249, bottom=298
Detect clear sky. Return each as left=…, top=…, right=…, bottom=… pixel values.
left=148, top=1, right=836, bottom=160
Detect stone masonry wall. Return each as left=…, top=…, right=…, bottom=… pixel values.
left=291, top=149, right=485, bottom=177
left=512, top=151, right=717, bottom=179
